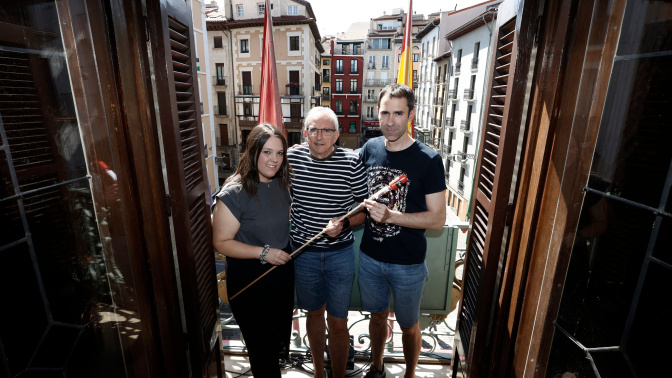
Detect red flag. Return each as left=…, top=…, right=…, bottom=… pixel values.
left=397, top=0, right=414, bottom=137
left=258, top=0, right=284, bottom=132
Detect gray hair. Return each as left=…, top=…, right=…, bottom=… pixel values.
left=303, top=106, right=339, bottom=131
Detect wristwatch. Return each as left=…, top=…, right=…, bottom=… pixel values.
left=342, top=217, right=351, bottom=230
left=259, top=244, right=270, bottom=264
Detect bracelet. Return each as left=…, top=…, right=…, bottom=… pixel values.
left=259, top=244, right=270, bottom=264
left=342, top=217, right=351, bottom=230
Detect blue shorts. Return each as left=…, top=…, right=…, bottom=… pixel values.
left=292, top=243, right=355, bottom=319
left=357, top=251, right=428, bottom=329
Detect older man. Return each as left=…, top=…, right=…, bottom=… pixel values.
left=287, top=107, right=368, bottom=378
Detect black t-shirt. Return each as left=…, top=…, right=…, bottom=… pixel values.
left=359, top=137, right=446, bottom=264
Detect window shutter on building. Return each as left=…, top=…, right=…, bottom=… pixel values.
left=148, top=1, right=220, bottom=376
left=453, top=1, right=536, bottom=375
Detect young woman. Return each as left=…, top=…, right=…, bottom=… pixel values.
left=212, top=123, right=293, bottom=377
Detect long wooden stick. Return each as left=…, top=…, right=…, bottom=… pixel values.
left=228, top=174, right=408, bottom=301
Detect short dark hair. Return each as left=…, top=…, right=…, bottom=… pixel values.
left=226, top=123, right=290, bottom=197
left=378, top=83, right=415, bottom=111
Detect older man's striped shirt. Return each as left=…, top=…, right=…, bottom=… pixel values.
left=288, top=145, right=368, bottom=252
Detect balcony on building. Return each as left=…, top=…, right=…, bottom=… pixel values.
left=213, top=106, right=227, bottom=116
left=448, top=89, right=458, bottom=100
left=286, top=83, right=301, bottom=96
left=213, top=75, right=227, bottom=86
left=364, top=97, right=377, bottom=103
left=433, top=137, right=441, bottom=150
left=335, top=68, right=344, bottom=74
left=454, top=63, right=461, bottom=75
left=416, top=129, right=431, bottom=146
left=323, top=75, right=330, bottom=82
left=322, top=93, right=330, bottom=101
left=241, top=85, right=253, bottom=95
left=443, top=144, right=452, bottom=158
left=434, top=118, right=442, bottom=128
left=368, top=63, right=376, bottom=69
left=446, top=117, right=455, bottom=129
left=460, top=120, right=471, bottom=135
left=457, top=179, right=465, bottom=195
left=350, top=88, right=358, bottom=94
left=363, top=115, right=379, bottom=121
left=471, top=58, right=479, bottom=70
left=236, top=114, right=258, bottom=127
left=463, top=88, right=475, bottom=102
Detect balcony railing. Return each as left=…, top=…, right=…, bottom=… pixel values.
left=335, top=89, right=343, bottom=94
left=323, top=75, right=330, bottom=83
left=367, top=44, right=392, bottom=50
left=350, top=89, right=358, bottom=94
left=286, top=85, right=301, bottom=96
left=368, top=63, right=376, bottom=69
left=363, top=115, right=379, bottom=121
left=242, top=85, right=253, bottom=95
left=463, top=89, right=475, bottom=101
left=322, top=94, right=330, bottom=101
left=446, top=117, right=455, bottom=128
left=364, top=97, right=377, bottom=103
left=434, top=119, right=442, bottom=128
left=460, top=120, right=471, bottom=134
left=335, top=110, right=344, bottom=115
left=213, top=106, right=227, bottom=116
left=212, top=76, right=227, bottom=86
left=335, top=69, right=344, bottom=74
left=365, top=79, right=394, bottom=86
left=454, top=63, right=461, bottom=74
left=471, top=58, right=479, bottom=69
left=448, top=89, right=457, bottom=100
left=457, top=180, right=465, bottom=194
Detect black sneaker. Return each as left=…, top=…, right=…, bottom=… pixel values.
left=364, top=363, right=386, bottom=378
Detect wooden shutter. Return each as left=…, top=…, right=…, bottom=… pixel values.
left=453, top=0, right=538, bottom=376
left=147, top=1, right=221, bottom=377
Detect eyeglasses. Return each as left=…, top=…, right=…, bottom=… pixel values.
left=306, top=127, right=337, bottom=136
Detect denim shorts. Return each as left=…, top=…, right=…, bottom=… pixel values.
left=357, top=251, right=429, bottom=329
left=292, top=243, right=355, bottom=319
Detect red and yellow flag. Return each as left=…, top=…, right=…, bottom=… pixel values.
left=397, top=0, right=414, bottom=137
left=258, top=0, right=284, bottom=132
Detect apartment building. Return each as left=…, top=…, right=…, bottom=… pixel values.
left=207, top=0, right=323, bottom=185
left=444, top=8, right=497, bottom=221
left=415, top=15, right=442, bottom=148
left=330, top=23, right=367, bottom=149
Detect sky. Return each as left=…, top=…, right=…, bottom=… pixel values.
left=309, top=0, right=485, bottom=36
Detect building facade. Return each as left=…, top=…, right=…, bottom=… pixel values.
left=444, top=10, right=496, bottom=221
left=330, top=33, right=365, bottom=149
left=207, top=0, right=323, bottom=182
left=415, top=16, right=441, bottom=148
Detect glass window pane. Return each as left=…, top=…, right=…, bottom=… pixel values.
left=589, top=55, right=672, bottom=209
left=624, top=262, right=672, bottom=378
left=555, top=192, right=654, bottom=347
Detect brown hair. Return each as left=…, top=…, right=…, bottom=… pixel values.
left=225, top=123, right=291, bottom=197
left=378, top=83, right=415, bottom=111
